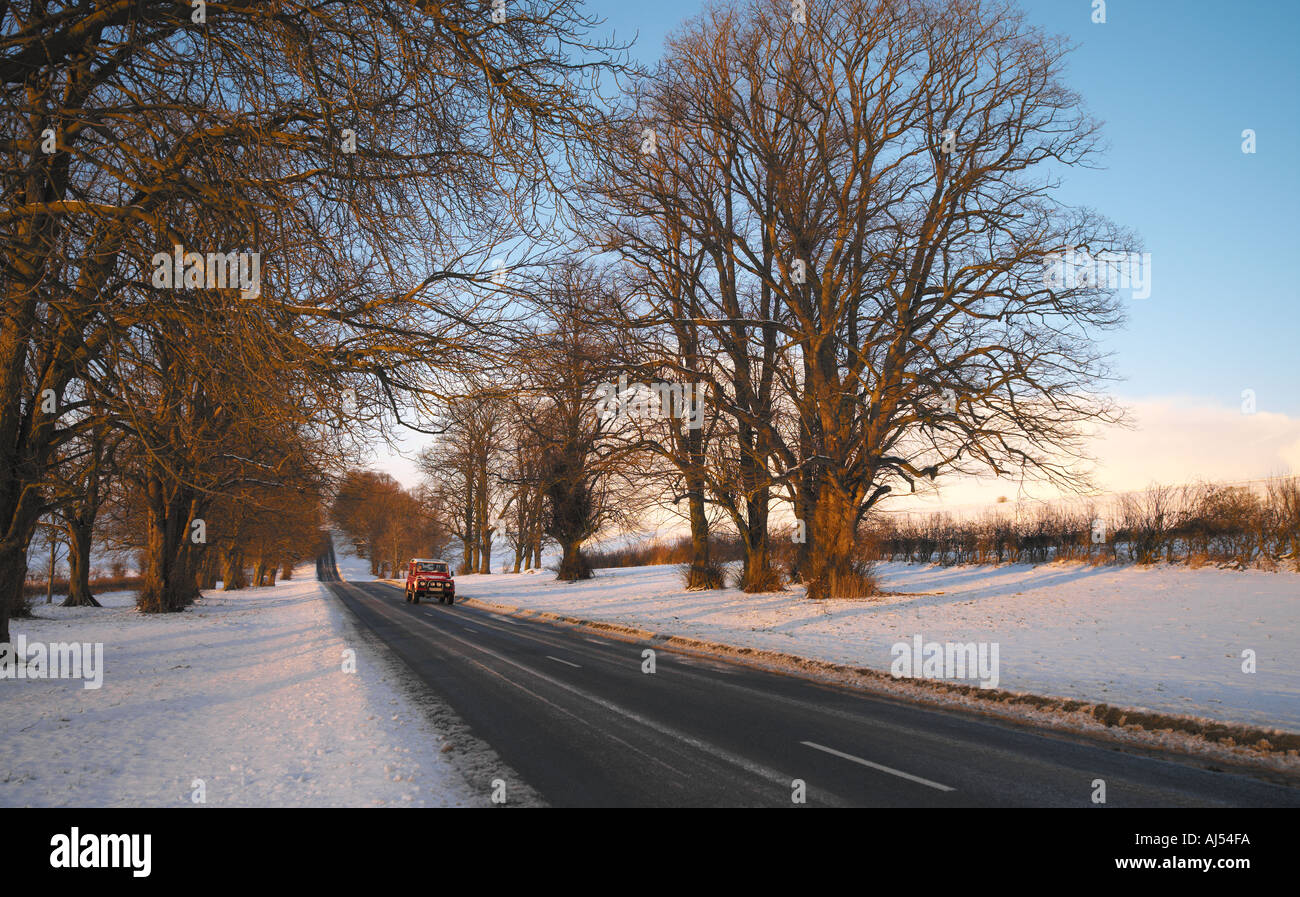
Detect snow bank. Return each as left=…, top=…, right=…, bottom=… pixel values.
left=1, top=558, right=476, bottom=807
left=455, top=561, right=1300, bottom=732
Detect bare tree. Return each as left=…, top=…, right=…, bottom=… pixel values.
left=419, top=389, right=510, bottom=574
left=0, top=0, right=623, bottom=639
left=514, top=264, right=633, bottom=581
left=599, top=0, right=1131, bottom=598
left=51, top=419, right=122, bottom=607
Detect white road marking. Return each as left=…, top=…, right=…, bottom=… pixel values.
left=800, top=741, right=954, bottom=792
left=346, top=587, right=833, bottom=802
left=348, top=580, right=945, bottom=804
left=583, top=638, right=607, bottom=645
left=546, top=655, right=581, bottom=668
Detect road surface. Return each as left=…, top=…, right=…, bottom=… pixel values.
left=318, top=550, right=1300, bottom=807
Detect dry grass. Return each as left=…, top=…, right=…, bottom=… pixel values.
left=869, top=476, right=1300, bottom=570
left=733, top=562, right=785, bottom=593
left=679, top=560, right=728, bottom=591
left=589, top=534, right=746, bottom=568
left=22, top=574, right=143, bottom=598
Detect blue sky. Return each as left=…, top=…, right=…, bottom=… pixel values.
left=587, top=0, right=1300, bottom=416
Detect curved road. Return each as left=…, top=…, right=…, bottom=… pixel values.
left=318, top=550, right=1300, bottom=808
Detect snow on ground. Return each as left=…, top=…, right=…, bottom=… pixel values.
left=0, top=556, right=479, bottom=807
left=453, top=561, right=1300, bottom=732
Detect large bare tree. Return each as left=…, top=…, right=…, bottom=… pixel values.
left=598, top=0, right=1131, bottom=598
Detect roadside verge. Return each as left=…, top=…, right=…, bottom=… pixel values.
left=451, top=591, right=1300, bottom=777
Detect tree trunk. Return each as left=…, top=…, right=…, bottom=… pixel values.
left=683, top=481, right=715, bottom=589
left=137, top=479, right=201, bottom=613
left=222, top=548, right=248, bottom=590
left=790, top=347, right=822, bottom=583
left=803, top=485, right=874, bottom=600
left=0, top=538, right=31, bottom=642
left=556, top=539, right=591, bottom=581
left=63, top=520, right=101, bottom=607
left=0, top=119, right=82, bottom=639
left=791, top=455, right=820, bottom=584
left=460, top=472, right=476, bottom=574
left=0, top=494, right=44, bottom=637
left=479, top=523, right=493, bottom=574
left=738, top=530, right=777, bottom=593
left=44, top=532, right=59, bottom=604
left=475, top=463, right=493, bottom=573
left=738, top=486, right=775, bottom=592
left=536, top=488, right=546, bottom=569
left=195, top=556, right=218, bottom=591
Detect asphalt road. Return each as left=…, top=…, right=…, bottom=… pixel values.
left=318, top=551, right=1300, bottom=808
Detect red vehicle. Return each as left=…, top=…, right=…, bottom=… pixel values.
left=405, top=558, right=455, bottom=605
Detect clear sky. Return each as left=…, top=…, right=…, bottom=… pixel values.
left=375, top=0, right=1300, bottom=507
left=589, top=0, right=1300, bottom=412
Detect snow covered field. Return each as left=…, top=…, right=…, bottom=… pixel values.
left=0, top=559, right=480, bottom=807
left=454, top=561, right=1300, bottom=732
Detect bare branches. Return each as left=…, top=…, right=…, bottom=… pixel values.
left=0, top=0, right=623, bottom=629
left=588, top=0, right=1133, bottom=598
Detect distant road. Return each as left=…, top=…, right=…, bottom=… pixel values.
left=318, top=549, right=1300, bottom=808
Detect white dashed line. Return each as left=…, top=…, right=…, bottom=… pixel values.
left=800, top=741, right=954, bottom=792
left=546, top=655, right=581, bottom=668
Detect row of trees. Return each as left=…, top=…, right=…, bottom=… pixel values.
left=0, top=0, right=621, bottom=639
left=417, top=271, right=635, bottom=579
left=15, top=357, right=333, bottom=609
left=869, top=479, right=1300, bottom=569
left=421, top=0, right=1134, bottom=598
left=6, top=0, right=1164, bottom=611
left=332, top=471, right=449, bottom=577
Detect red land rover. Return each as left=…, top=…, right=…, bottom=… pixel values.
left=404, top=558, right=455, bottom=605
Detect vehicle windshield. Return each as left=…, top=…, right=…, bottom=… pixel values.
left=416, top=562, right=448, bottom=574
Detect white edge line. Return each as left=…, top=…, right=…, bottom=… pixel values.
left=800, top=741, right=954, bottom=792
